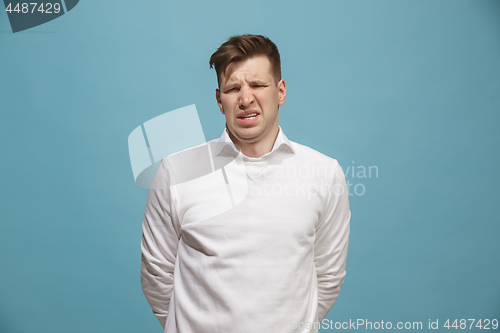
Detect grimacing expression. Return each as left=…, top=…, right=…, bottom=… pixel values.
left=216, top=55, right=286, bottom=145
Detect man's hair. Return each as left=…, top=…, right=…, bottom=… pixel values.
left=209, top=34, right=281, bottom=87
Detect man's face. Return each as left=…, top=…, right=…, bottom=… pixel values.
left=216, top=55, right=286, bottom=146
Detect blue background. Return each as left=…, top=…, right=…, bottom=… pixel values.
left=1, top=0, right=499, bottom=332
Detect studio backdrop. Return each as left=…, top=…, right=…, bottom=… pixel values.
left=1, top=0, right=499, bottom=332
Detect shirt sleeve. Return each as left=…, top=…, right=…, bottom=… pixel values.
left=314, top=159, right=351, bottom=322
left=140, top=159, right=180, bottom=329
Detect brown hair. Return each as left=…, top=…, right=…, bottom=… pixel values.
left=209, top=34, right=281, bottom=87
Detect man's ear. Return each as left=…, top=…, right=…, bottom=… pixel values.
left=277, top=79, right=287, bottom=106
left=216, top=89, right=224, bottom=114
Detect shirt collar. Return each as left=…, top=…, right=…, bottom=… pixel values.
left=214, top=126, right=295, bottom=158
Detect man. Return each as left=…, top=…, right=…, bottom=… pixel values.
left=141, top=34, right=351, bottom=333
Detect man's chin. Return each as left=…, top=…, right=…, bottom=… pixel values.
left=232, top=128, right=262, bottom=143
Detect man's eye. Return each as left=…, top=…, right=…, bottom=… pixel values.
left=226, top=87, right=239, bottom=92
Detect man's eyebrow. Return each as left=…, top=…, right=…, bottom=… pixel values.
left=223, top=79, right=241, bottom=87
left=222, top=78, right=268, bottom=88
left=248, top=79, right=268, bottom=84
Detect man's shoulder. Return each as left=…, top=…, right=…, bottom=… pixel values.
left=288, top=141, right=347, bottom=187
left=160, top=139, right=218, bottom=185
left=166, top=139, right=217, bottom=159
left=289, top=140, right=341, bottom=169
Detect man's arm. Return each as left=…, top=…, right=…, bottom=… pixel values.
left=140, top=160, right=180, bottom=329
left=314, top=159, right=351, bottom=322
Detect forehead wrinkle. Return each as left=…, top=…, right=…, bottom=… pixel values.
left=224, top=74, right=269, bottom=86
left=222, top=77, right=241, bottom=88
left=248, top=78, right=268, bottom=84
left=221, top=57, right=274, bottom=87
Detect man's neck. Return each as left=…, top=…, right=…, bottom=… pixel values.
left=227, top=126, right=279, bottom=158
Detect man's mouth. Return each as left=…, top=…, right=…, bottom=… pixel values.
left=238, top=113, right=258, bottom=120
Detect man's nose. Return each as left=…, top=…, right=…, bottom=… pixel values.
left=238, top=87, right=255, bottom=108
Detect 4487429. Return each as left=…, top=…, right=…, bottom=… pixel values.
left=443, top=319, right=498, bottom=330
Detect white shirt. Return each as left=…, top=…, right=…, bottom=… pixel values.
left=215, top=126, right=295, bottom=157
left=141, top=127, right=351, bottom=333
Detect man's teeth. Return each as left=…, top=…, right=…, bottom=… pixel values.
left=240, top=114, right=258, bottom=119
